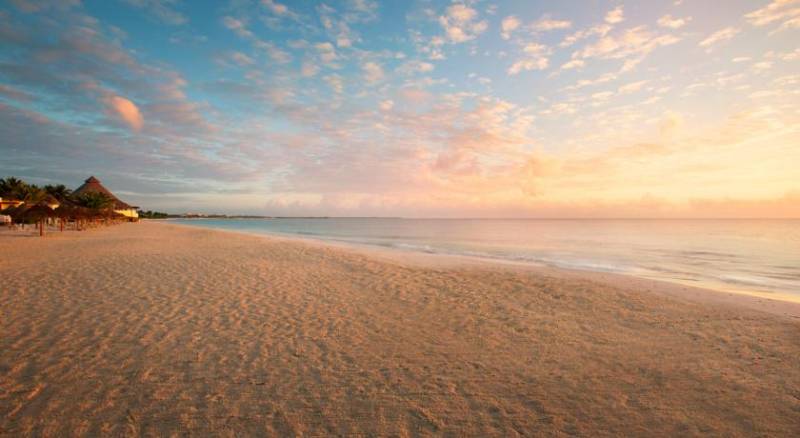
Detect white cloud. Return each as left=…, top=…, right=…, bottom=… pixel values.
left=229, top=51, right=255, bottom=66
left=605, top=6, right=624, bottom=24
left=362, top=61, right=385, bottom=84
left=592, top=91, right=614, bottom=100
left=301, top=61, right=319, bottom=77
left=318, top=4, right=361, bottom=48
left=439, top=4, right=488, bottom=43
left=657, top=14, right=691, bottom=29
left=222, top=16, right=253, bottom=39
left=562, top=72, right=618, bottom=91
left=398, top=60, right=435, bottom=75
left=508, top=43, right=550, bottom=75
left=699, top=27, right=739, bottom=50
left=324, top=74, right=343, bottom=93
left=315, top=42, right=338, bottom=64
left=744, top=0, right=800, bottom=27
left=349, top=0, right=378, bottom=17
left=255, top=41, right=292, bottom=64
left=379, top=99, right=394, bottom=111
left=532, top=16, right=572, bottom=32
left=574, top=26, right=679, bottom=63
left=508, top=57, right=549, bottom=75
left=560, top=24, right=612, bottom=48
left=262, top=0, right=288, bottom=15
left=618, top=80, right=648, bottom=94
left=124, top=0, right=186, bottom=25
left=501, top=15, right=520, bottom=40
left=752, top=61, right=773, bottom=71
left=560, top=59, right=585, bottom=70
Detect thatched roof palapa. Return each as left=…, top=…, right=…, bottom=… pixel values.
left=73, top=176, right=138, bottom=210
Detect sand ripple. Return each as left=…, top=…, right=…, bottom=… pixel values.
left=1, top=223, right=799, bottom=436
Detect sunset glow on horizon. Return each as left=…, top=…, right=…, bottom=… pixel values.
left=1, top=0, right=798, bottom=217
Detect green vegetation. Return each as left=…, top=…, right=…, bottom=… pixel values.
left=0, top=176, right=47, bottom=202
left=1, top=176, right=119, bottom=210
left=137, top=210, right=169, bottom=219
left=74, top=191, right=115, bottom=210
left=1, top=176, right=159, bottom=215
left=43, top=184, right=73, bottom=202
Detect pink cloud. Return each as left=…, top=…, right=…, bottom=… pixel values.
left=106, top=95, right=143, bottom=131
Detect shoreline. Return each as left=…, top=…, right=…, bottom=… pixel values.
left=164, top=220, right=800, bottom=318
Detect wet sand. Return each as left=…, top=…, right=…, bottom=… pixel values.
left=1, top=222, right=799, bottom=436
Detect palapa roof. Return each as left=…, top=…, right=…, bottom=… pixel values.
left=73, top=176, right=138, bottom=210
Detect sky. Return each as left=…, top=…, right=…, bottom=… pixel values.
left=0, top=0, right=798, bottom=217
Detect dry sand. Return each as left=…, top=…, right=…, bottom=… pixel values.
left=1, top=222, right=799, bottom=436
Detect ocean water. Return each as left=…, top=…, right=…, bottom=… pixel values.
left=171, top=218, right=800, bottom=298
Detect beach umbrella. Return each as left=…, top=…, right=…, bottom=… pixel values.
left=7, top=204, right=40, bottom=228
left=21, top=204, right=55, bottom=237
left=54, top=204, right=77, bottom=231
left=71, top=206, right=89, bottom=230
left=2, top=204, right=24, bottom=229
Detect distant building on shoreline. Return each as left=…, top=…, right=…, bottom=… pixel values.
left=73, top=176, right=139, bottom=221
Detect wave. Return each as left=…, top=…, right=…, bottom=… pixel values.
left=171, top=218, right=799, bottom=297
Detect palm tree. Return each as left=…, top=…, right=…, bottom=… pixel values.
left=44, top=184, right=73, bottom=203
left=0, top=177, right=29, bottom=200
left=21, top=184, right=46, bottom=203
left=75, top=192, right=114, bottom=210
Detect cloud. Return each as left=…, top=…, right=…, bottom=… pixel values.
left=314, top=42, right=338, bottom=65
left=222, top=16, right=253, bottom=39
left=573, top=26, right=680, bottom=69
left=106, top=95, right=143, bottom=131
left=262, top=0, right=289, bottom=15
left=397, top=60, right=434, bottom=75
left=3, top=0, right=799, bottom=218
left=123, top=0, right=187, bottom=25
left=438, top=4, right=488, bottom=43
left=657, top=14, right=691, bottom=29
left=362, top=61, right=384, bottom=84
left=561, top=72, right=618, bottom=91
left=318, top=3, right=362, bottom=48
left=324, top=74, right=344, bottom=93
left=500, top=15, right=520, bottom=40
left=699, top=27, right=739, bottom=50
left=379, top=100, right=394, bottom=111
left=744, top=0, right=800, bottom=28
left=228, top=51, right=255, bottom=66
left=508, top=58, right=549, bottom=75
left=255, top=40, right=292, bottom=64
left=605, top=6, right=624, bottom=24
left=301, top=61, right=319, bottom=77
left=531, top=16, right=572, bottom=32
left=560, top=59, right=585, bottom=70
left=508, top=43, right=550, bottom=75
left=560, top=24, right=612, bottom=47
left=0, top=84, right=33, bottom=102
left=592, top=91, right=613, bottom=100
left=618, top=80, right=648, bottom=94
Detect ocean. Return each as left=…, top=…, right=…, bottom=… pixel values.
left=171, top=218, right=800, bottom=299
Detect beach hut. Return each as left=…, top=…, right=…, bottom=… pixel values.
left=72, top=176, right=139, bottom=221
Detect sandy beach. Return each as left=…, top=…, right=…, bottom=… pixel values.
left=1, top=222, right=799, bottom=436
